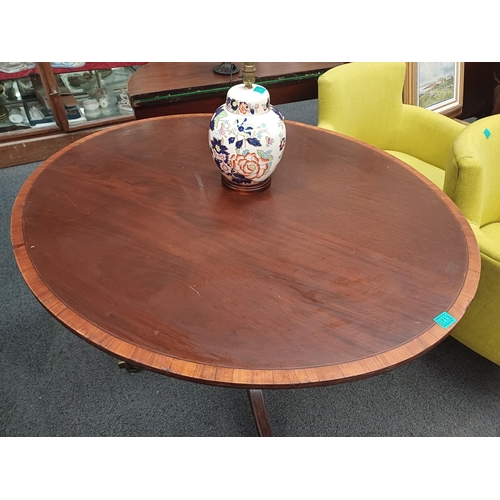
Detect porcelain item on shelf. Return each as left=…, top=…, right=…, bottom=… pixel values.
left=82, top=98, right=99, bottom=111
left=117, top=90, right=132, bottom=111
left=9, top=110, right=24, bottom=124
left=208, top=81, right=286, bottom=193
left=68, top=75, right=82, bottom=87
left=28, top=105, right=44, bottom=121
left=0, top=105, right=9, bottom=121
left=98, top=95, right=109, bottom=108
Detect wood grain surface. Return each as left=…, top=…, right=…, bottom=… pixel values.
left=128, top=62, right=342, bottom=101
left=11, top=114, right=480, bottom=388
left=127, top=63, right=343, bottom=119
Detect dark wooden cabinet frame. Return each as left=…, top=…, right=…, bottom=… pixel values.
left=0, top=62, right=144, bottom=169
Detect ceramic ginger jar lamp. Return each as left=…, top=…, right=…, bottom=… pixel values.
left=209, top=62, right=287, bottom=193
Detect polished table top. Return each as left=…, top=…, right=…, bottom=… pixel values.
left=128, top=62, right=342, bottom=103
left=127, top=63, right=343, bottom=119
left=11, top=114, right=480, bottom=390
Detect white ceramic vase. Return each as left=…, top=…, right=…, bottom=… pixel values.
left=209, top=82, right=286, bottom=192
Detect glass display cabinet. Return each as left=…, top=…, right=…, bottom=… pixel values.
left=0, top=62, right=145, bottom=168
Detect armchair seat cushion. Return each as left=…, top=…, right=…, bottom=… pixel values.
left=451, top=246, right=500, bottom=366
left=481, top=221, right=500, bottom=243
left=385, top=150, right=445, bottom=188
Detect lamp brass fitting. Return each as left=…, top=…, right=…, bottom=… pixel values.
left=242, top=62, right=256, bottom=88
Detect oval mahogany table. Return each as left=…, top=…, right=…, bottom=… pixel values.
left=11, top=114, right=480, bottom=436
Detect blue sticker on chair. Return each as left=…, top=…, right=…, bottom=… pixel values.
left=434, top=311, right=457, bottom=328
left=484, top=128, right=491, bottom=139
left=253, top=85, right=266, bottom=94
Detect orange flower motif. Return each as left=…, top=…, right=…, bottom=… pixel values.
left=230, top=152, right=269, bottom=180
left=238, top=102, right=249, bottom=114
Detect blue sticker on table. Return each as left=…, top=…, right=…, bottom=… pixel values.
left=484, top=128, right=491, bottom=139
left=434, top=311, right=456, bottom=328
left=253, top=86, right=266, bottom=94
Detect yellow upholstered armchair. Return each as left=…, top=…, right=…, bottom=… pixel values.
left=443, top=114, right=500, bottom=365
left=317, top=62, right=466, bottom=189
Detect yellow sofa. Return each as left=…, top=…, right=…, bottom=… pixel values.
left=317, top=62, right=466, bottom=189
left=444, top=114, right=500, bottom=365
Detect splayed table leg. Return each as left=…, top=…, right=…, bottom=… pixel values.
left=247, top=389, right=273, bottom=437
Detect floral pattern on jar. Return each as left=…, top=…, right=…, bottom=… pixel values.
left=209, top=100, right=286, bottom=186
left=226, top=95, right=270, bottom=116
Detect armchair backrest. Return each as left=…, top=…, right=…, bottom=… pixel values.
left=317, top=62, right=406, bottom=150
left=444, top=114, right=500, bottom=227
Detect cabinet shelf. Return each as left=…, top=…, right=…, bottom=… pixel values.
left=0, top=62, right=146, bottom=81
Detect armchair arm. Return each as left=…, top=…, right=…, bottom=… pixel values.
left=470, top=222, right=500, bottom=264
left=396, top=105, right=466, bottom=169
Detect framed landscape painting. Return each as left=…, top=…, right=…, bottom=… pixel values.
left=404, top=62, right=465, bottom=117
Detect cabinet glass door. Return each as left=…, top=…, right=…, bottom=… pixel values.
left=0, top=62, right=144, bottom=136
left=0, top=63, right=60, bottom=135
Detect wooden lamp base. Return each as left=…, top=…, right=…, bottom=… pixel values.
left=221, top=175, right=272, bottom=194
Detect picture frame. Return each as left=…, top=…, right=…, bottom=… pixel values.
left=403, top=62, right=465, bottom=117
